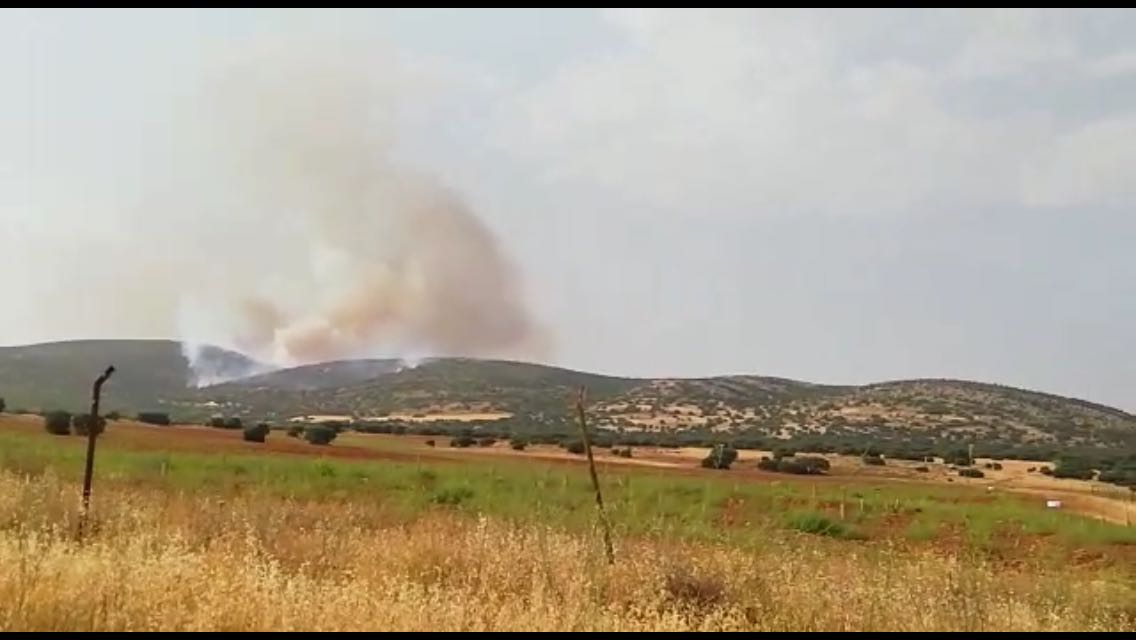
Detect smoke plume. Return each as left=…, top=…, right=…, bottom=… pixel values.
left=168, top=42, right=549, bottom=380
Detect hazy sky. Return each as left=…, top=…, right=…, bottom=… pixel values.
left=1, top=9, right=1134, bottom=408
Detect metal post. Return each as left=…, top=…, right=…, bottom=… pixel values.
left=79, top=365, right=115, bottom=536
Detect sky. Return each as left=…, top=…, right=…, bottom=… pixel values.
left=1, top=9, right=1134, bottom=408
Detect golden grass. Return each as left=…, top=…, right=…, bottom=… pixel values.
left=1, top=472, right=1133, bottom=632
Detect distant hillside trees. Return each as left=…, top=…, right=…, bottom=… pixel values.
left=137, top=412, right=171, bottom=426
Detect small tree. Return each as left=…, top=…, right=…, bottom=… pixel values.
left=44, top=410, right=72, bottom=435
left=224, top=417, right=243, bottom=430
left=450, top=435, right=476, bottom=448
left=701, top=444, right=738, bottom=470
left=208, top=416, right=226, bottom=428
left=862, top=453, right=886, bottom=466
left=72, top=413, right=107, bottom=437
left=243, top=422, right=270, bottom=443
left=303, top=425, right=337, bottom=445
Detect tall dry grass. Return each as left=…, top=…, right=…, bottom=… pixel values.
left=0, top=471, right=1133, bottom=632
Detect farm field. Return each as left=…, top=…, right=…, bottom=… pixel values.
left=1, top=415, right=1134, bottom=631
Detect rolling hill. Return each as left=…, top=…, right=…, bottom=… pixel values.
left=1, top=339, right=1133, bottom=447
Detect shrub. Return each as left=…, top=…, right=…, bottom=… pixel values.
left=208, top=417, right=226, bottom=428
left=663, top=565, right=726, bottom=611
left=1027, top=466, right=1037, bottom=473
left=565, top=440, right=587, bottom=455
left=785, top=513, right=860, bottom=539
left=72, top=413, right=107, bottom=437
left=771, top=446, right=797, bottom=460
left=43, top=410, right=72, bottom=435
left=616, top=447, right=633, bottom=458
left=303, top=425, right=338, bottom=445
left=477, top=437, right=497, bottom=447
left=223, top=417, right=243, bottom=430
left=943, top=448, right=972, bottom=467
left=286, top=425, right=303, bottom=438
left=450, top=436, right=476, bottom=448
left=430, top=487, right=474, bottom=506
left=915, top=465, right=930, bottom=473
left=425, top=439, right=436, bottom=447
left=1053, top=457, right=1095, bottom=481
left=991, top=462, right=1003, bottom=471
left=243, top=422, right=270, bottom=443
left=136, top=412, right=171, bottom=426
left=757, top=455, right=829, bottom=475
left=862, top=454, right=886, bottom=466
left=958, top=468, right=985, bottom=479
left=1039, top=466, right=1054, bottom=476
left=0, top=397, right=4, bottom=413
left=701, top=445, right=738, bottom=470
left=510, top=439, right=527, bottom=451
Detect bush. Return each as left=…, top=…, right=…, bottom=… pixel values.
left=0, top=397, right=4, bottom=413
left=303, top=425, right=338, bottom=445
left=701, top=445, right=738, bottom=470
left=1039, top=466, right=1054, bottom=476
left=1053, top=457, right=1095, bottom=480
left=105, top=410, right=121, bottom=421
left=223, top=417, right=243, bottom=430
left=943, top=448, right=972, bottom=467
left=72, top=413, right=107, bottom=437
left=208, top=417, right=226, bottom=429
left=785, top=513, right=860, bottom=539
left=286, top=425, right=304, bottom=438
left=510, top=439, right=527, bottom=451
left=477, top=437, right=497, bottom=447
left=243, top=422, right=270, bottom=443
left=862, top=454, right=886, bottom=466
left=565, top=440, right=587, bottom=455
left=616, top=447, right=633, bottom=458
left=43, top=410, right=72, bottom=435
left=1099, top=465, right=1136, bottom=489
left=915, top=465, right=930, bottom=473
left=425, top=439, right=436, bottom=447
left=771, top=446, right=797, bottom=460
left=958, top=468, right=985, bottom=479
left=1027, top=466, right=1037, bottom=473
left=137, top=412, right=171, bottom=426
left=431, top=487, right=475, bottom=506
left=450, top=436, right=476, bottom=448
left=758, top=455, right=829, bottom=475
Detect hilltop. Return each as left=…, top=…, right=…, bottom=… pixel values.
left=1, top=339, right=1133, bottom=447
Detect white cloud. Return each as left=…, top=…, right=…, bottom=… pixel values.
left=492, top=8, right=1134, bottom=217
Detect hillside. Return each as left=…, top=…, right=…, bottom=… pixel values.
left=0, top=340, right=253, bottom=413
left=0, top=340, right=1133, bottom=447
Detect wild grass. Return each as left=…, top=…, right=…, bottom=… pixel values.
left=0, top=427, right=1135, bottom=631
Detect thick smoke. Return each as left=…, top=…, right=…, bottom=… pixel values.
left=173, top=42, right=549, bottom=382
